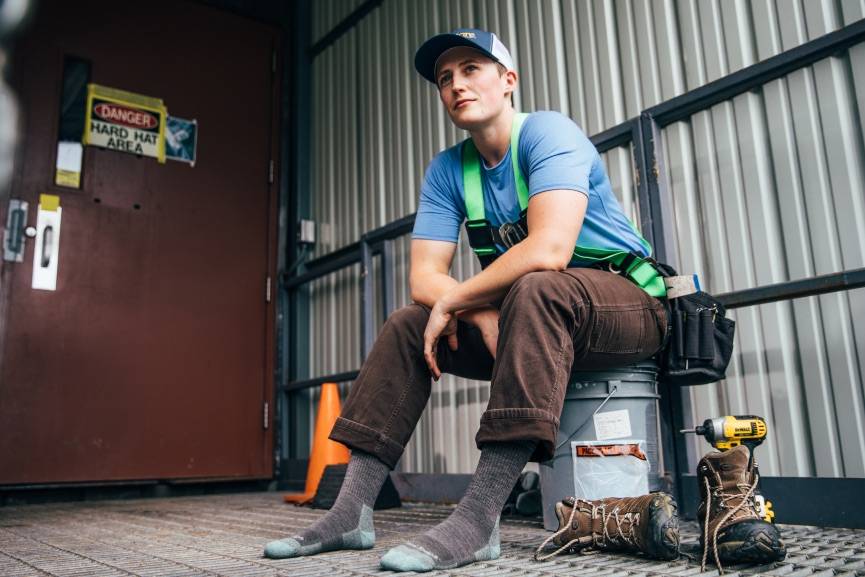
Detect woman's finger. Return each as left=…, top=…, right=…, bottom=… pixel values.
left=428, top=350, right=440, bottom=380
left=424, top=334, right=440, bottom=380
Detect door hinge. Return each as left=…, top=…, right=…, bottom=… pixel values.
left=268, top=159, right=274, bottom=184
left=263, top=401, right=269, bottom=429
left=266, top=276, right=272, bottom=302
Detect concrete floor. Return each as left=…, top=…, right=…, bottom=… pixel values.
left=0, top=492, right=863, bottom=576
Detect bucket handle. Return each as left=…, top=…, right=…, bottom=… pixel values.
left=554, top=382, right=619, bottom=452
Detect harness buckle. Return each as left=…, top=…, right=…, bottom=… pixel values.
left=498, top=221, right=526, bottom=248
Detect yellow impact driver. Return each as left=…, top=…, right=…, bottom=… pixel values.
left=681, top=415, right=775, bottom=523
left=682, top=415, right=767, bottom=451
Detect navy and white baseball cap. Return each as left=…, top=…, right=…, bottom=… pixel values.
left=414, top=28, right=516, bottom=84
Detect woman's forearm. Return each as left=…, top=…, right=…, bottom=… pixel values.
left=437, top=234, right=568, bottom=314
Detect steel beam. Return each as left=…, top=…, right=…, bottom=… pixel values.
left=283, top=370, right=360, bottom=393
left=365, top=212, right=415, bottom=244
left=717, top=267, right=865, bottom=309
left=649, top=19, right=865, bottom=127
left=590, top=119, right=634, bottom=153
left=309, top=0, right=384, bottom=58
left=284, top=242, right=361, bottom=289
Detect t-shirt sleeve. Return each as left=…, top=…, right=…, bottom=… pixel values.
left=519, top=111, right=595, bottom=199
left=412, top=149, right=464, bottom=243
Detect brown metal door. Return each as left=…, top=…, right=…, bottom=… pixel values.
left=0, top=0, right=278, bottom=484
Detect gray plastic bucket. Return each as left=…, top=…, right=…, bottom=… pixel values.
left=539, top=361, right=660, bottom=531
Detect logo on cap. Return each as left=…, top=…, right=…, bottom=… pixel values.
left=456, top=32, right=476, bottom=38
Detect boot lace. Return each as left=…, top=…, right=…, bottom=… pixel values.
left=534, top=500, right=640, bottom=562
left=701, top=473, right=759, bottom=574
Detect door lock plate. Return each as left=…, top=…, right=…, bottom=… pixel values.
left=3, top=199, right=29, bottom=262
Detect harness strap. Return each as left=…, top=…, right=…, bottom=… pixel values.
left=461, top=113, right=665, bottom=298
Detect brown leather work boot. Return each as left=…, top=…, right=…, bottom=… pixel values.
left=534, top=493, right=679, bottom=561
left=697, top=445, right=786, bottom=571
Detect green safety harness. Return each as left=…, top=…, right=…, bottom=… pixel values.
left=461, top=112, right=667, bottom=298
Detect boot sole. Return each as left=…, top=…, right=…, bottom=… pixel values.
left=714, top=522, right=786, bottom=565
left=643, top=493, right=680, bottom=560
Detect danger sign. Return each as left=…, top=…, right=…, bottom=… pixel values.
left=84, top=84, right=167, bottom=163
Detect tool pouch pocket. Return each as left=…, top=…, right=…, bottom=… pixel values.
left=656, top=265, right=736, bottom=386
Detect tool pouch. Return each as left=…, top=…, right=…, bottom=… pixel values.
left=656, top=264, right=735, bottom=386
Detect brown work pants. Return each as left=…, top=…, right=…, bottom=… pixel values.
left=329, top=268, right=667, bottom=467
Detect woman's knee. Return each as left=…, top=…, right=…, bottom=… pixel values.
left=502, top=271, right=568, bottom=310
left=382, top=303, right=429, bottom=336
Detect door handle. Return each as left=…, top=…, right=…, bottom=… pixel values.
left=3, top=199, right=31, bottom=263
left=40, top=225, right=53, bottom=268
left=8, top=208, right=24, bottom=253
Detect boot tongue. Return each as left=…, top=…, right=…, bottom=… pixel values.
left=709, top=445, right=752, bottom=490
left=556, top=498, right=590, bottom=531
left=553, top=499, right=593, bottom=546
left=555, top=499, right=572, bottom=528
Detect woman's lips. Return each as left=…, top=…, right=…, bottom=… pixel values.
left=454, top=99, right=474, bottom=110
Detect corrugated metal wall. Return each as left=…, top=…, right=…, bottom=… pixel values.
left=302, top=0, right=865, bottom=478
left=311, top=0, right=366, bottom=44
left=663, top=0, right=865, bottom=478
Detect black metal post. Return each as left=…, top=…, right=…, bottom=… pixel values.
left=281, top=0, right=313, bottom=488
left=637, top=112, right=680, bottom=266
left=381, top=238, right=396, bottom=320
left=360, top=239, right=375, bottom=360
left=631, top=118, right=655, bottom=250
left=633, top=113, right=692, bottom=506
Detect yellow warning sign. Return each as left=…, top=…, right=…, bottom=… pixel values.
left=83, top=84, right=167, bottom=163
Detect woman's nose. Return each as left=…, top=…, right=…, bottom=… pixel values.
left=451, top=75, right=468, bottom=92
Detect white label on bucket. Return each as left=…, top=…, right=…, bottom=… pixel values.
left=593, top=409, right=632, bottom=440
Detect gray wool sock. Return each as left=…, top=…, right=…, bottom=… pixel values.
left=264, top=450, right=389, bottom=559
left=380, top=441, right=535, bottom=572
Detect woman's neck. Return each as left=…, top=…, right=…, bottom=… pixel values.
left=469, top=107, right=515, bottom=167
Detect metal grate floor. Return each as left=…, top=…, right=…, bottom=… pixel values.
left=1, top=492, right=863, bottom=576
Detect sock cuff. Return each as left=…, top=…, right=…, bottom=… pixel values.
left=338, top=450, right=391, bottom=507
left=460, top=440, right=535, bottom=522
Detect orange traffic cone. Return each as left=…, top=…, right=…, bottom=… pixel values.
left=284, top=383, right=350, bottom=504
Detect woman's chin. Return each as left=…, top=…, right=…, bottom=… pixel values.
left=449, top=110, right=489, bottom=130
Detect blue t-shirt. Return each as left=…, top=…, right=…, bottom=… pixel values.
left=411, top=110, right=649, bottom=266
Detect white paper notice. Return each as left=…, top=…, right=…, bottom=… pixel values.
left=56, top=142, right=83, bottom=172
left=593, top=409, right=632, bottom=440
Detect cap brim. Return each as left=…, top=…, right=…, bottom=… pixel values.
left=414, top=33, right=497, bottom=84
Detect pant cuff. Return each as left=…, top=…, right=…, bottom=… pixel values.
left=475, top=408, right=560, bottom=463
left=329, top=417, right=403, bottom=469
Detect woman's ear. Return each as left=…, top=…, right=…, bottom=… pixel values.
left=504, top=69, right=518, bottom=99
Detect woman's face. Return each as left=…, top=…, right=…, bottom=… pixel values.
left=435, top=46, right=515, bottom=130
